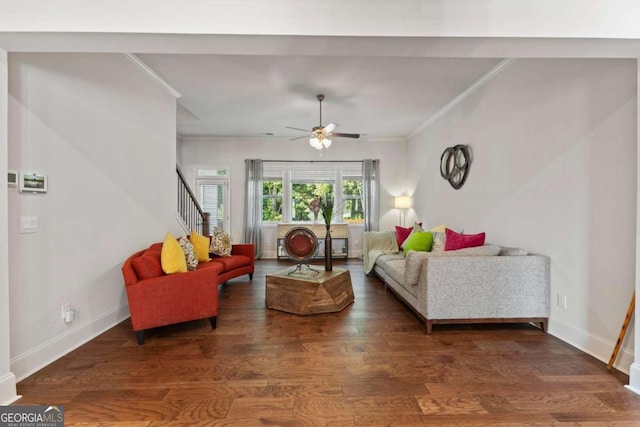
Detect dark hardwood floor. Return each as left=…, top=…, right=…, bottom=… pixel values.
left=15, top=259, right=640, bottom=426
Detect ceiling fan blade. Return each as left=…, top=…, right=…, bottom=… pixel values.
left=328, top=132, right=360, bottom=139
left=289, top=135, right=309, bottom=141
left=286, top=126, right=311, bottom=132
left=286, top=96, right=361, bottom=145
left=323, top=123, right=338, bottom=133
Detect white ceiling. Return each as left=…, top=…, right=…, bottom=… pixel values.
left=137, top=54, right=502, bottom=139
left=4, top=1, right=640, bottom=142
left=1, top=2, right=639, bottom=141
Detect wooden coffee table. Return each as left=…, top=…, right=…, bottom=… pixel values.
left=266, top=267, right=354, bottom=315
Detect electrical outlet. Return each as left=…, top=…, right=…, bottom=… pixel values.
left=61, top=304, right=75, bottom=323
left=61, top=304, right=70, bottom=320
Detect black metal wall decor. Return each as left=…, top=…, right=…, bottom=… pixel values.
left=440, top=144, right=471, bottom=190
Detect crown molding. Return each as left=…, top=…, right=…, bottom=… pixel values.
left=408, top=58, right=515, bottom=139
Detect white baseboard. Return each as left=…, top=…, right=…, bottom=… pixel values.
left=627, top=363, right=640, bottom=395
left=262, top=251, right=362, bottom=260
left=0, top=372, right=18, bottom=405
left=548, top=317, right=634, bottom=374
left=11, top=304, right=130, bottom=382
left=350, top=250, right=363, bottom=259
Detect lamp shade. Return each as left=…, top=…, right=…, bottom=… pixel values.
left=394, top=195, right=411, bottom=209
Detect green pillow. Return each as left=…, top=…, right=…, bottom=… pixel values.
left=403, top=231, right=434, bottom=257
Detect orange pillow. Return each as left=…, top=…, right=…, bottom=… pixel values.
left=132, top=251, right=163, bottom=280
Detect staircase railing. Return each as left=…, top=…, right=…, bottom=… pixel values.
left=177, top=166, right=210, bottom=236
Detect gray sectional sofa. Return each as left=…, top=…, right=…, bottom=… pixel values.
left=364, top=231, right=550, bottom=334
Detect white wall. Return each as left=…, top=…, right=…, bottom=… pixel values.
left=7, top=53, right=179, bottom=380
left=408, top=58, right=637, bottom=372
left=0, top=49, right=18, bottom=404
left=178, top=136, right=409, bottom=257
left=630, top=59, right=640, bottom=394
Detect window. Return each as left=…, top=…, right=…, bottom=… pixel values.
left=260, top=162, right=363, bottom=224
left=263, top=168, right=283, bottom=222
left=197, top=168, right=229, bottom=233
left=198, top=168, right=227, bottom=177
left=290, top=169, right=336, bottom=222
left=341, top=169, right=364, bottom=224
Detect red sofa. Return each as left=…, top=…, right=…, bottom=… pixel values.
left=122, top=242, right=254, bottom=344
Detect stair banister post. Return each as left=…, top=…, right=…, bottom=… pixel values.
left=202, top=212, right=211, bottom=237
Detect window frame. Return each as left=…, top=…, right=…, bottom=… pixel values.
left=340, top=168, right=364, bottom=224
left=260, top=162, right=362, bottom=224
left=262, top=166, right=285, bottom=223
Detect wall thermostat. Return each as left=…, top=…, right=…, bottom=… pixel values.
left=7, top=170, right=17, bottom=188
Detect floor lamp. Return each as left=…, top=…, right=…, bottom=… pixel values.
left=394, top=194, right=411, bottom=226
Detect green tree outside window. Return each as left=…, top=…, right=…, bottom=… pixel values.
left=342, top=178, right=364, bottom=223
left=292, top=183, right=334, bottom=222
left=263, top=180, right=283, bottom=222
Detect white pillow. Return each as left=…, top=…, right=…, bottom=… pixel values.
left=431, top=231, right=446, bottom=252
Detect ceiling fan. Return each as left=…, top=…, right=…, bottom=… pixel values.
left=286, top=94, right=360, bottom=150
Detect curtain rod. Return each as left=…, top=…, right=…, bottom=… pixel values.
left=259, top=160, right=364, bottom=163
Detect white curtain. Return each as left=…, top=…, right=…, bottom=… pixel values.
left=362, top=159, right=380, bottom=231
left=244, top=159, right=263, bottom=258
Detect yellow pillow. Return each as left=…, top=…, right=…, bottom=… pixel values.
left=189, top=230, right=211, bottom=262
left=161, top=232, right=187, bottom=274
left=430, top=224, right=447, bottom=233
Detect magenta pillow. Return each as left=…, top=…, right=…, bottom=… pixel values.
left=444, top=228, right=485, bottom=251
left=395, top=226, right=413, bottom=247
left=395, top=223, right=423, bottom=248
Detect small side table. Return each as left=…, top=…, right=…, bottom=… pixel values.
left=266, top=267, right=354, bottom=315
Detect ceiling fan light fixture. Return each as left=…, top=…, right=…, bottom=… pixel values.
left=309, top=136, right=323, bottom=150
left=291, top=94, right=361, bottom=150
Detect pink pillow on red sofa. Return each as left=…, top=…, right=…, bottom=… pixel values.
left=444, top=228, right=485, bottom=251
